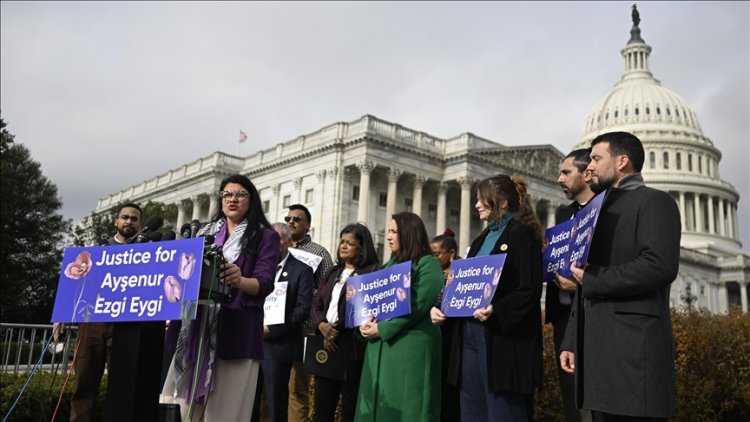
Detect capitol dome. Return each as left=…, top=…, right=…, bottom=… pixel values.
left=575, top=6, right=742, bottom=252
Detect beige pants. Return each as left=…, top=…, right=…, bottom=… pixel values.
left=287, top=361, right=313, bottom=421
left=161, top=357, right=259, bottom=422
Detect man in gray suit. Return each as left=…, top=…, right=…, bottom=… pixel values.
left=560, top=132, right=680, bottom=422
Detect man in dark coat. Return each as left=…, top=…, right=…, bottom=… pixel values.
left=547, top=148, right=594, bottom=422
left=560, top=131, right=681, bottom=421
left=258, top=222, right=313, bottom=422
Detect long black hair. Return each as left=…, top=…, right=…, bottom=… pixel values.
left=337, top=223, right=379, bottom=269
left=390, top=212, right=431, bottom=263
left=211, top=174, right=272, bottom=255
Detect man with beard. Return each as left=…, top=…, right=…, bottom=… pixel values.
left=547, top=148, right=594, bottom=422
left=285, top=203, right=334, bottom=421
left=559, top=132, right=680, bottom=421
left=61, top=203, right=142, bottom=421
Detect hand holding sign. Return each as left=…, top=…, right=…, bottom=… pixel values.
left=473, top=304, right=493, bottom=322
left=360, top=316, right=379, bottom=339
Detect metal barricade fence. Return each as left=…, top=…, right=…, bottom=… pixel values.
left=0, top=323, right=78, bottom=374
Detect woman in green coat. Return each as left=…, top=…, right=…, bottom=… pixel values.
left=355, top=212, right=443, bottom=421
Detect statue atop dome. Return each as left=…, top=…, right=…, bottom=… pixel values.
left=632, top=4, right=640, bottom=27
left=628, top=4, right=645, bottom=44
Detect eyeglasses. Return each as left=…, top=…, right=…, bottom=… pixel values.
left=118, top=215, right=140, bottom=222
left=220, top=191, right=250, bottom=200
left=284, top=216, right=306, bottom=223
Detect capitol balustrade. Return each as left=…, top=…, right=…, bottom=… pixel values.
left=96, top=152, right=244, bottom=211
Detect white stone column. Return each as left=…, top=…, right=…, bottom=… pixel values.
left=270, top=184, right=280, bottom=220
left=293, top=177, right=303, bottom=204
left=719, top=284, right=728, bottom=314
left=679, top=192, right=686, bottom=230
left=356, top=161, right=374, bottom=225
left=740, top=283, right=748, bottom=313
left=546, top=202, right=557, bottom=228
left=208, top=194, right=220, bottom=221
left=383, top=168, right=402, bottom=262
left=458, top=177, right=473, bottom=256
left=707, top=195, right=715, bottom=234
left=728, top=203, right=736, bottom=240
left=693, top=193, right=702, bottom=232
left=718, top=198, right=726, bottom=236
left=315, top=170, right=326, bottom=236
left=327, top=167, right=341, bottom=249
left=190, top=196, right=200, bottom=222
left=176, top=200, right=188, bottom=230
left=412, top=175, right=426, bottom=217
left=436, top=182, right=448, bottom=235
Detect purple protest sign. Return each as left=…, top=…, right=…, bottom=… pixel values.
left=345, top=261, right=412, bottom=328
left=440, top=255, right=506, bottom=317
left=542, top=219, right=576, bottom=281
left=569, top=191, right=605, bottom=268
left=51, top=238, right=204, bottom=323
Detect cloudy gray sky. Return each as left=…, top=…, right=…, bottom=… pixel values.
left=2, top=1, right=748, bottom=247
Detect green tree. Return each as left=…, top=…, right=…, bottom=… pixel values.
left=0, top=118, right=72, bottom=323
left=73, top=200, right=177, bottom=246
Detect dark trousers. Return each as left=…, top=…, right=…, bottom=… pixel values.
left=553, top=307, right=585, bottom=422
left=70, top=323, right=112, bottom=422
left=441, top=320, right=460, bottom=422
left=459, top=320, right=531, bottom=421
left=591, top=411, right=667, bottom=422
left=313, top=359, right=364, bottom=422
left=259, top=359, right=294, bottom=422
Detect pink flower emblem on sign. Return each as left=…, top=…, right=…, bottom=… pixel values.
left=65, top=251, right=92, bottom=280
left=178, top=253, right=196, bottom=280
left=164, top=276, right=182, bottom=303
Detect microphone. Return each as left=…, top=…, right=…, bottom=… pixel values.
left=189, top=220, right=202, bottom=238
left=144, top=231, right=163, bottom=242
left=126, top=215, right=164, bottom=244
left=180, top=223, right=192, bottom=239
left=162, top=230, right=177, bottom=241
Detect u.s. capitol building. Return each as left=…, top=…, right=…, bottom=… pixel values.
left=92, top=11, right=749, bottom=314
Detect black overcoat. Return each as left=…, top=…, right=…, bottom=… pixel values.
left=561, top=181, right=680, bottom=417
left=446, top=218, right=544, bottom=394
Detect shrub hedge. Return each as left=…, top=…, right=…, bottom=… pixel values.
left=1, top=310, right=748, bottom=421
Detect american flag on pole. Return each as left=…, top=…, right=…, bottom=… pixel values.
left=239, top=130, right=248, bottom=143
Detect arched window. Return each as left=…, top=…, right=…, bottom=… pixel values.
left=649, top=151, right=656, bottom=169
left=663, top=152, right=669, bottom=169
left=676, top=153, right=682, bottom=170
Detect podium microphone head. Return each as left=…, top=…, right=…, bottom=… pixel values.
left=190, top=219, right=202, bottom=238
left=180, top=223, right=192, bottom=239
left=126, top=215, right=164, bottom=244
left=162, top=230, right=177, bottom=241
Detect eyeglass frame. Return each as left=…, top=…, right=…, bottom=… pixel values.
left=284, top=215, right=307, bottom=223
left=117, top=215, right=140, bottom=222
left=219, top=190, right=251, bottom=200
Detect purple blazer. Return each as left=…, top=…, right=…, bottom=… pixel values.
left=215, top=225, right=279, bottom=360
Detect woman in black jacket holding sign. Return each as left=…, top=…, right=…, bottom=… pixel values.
left=309, top=223, right=378, bottom=422
left=432, top=174, right=544, bottom=421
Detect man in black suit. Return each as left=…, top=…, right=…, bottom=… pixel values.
left=259, top=222, right=314, bottom=422
left=560, top=132, right=681, bottom=422
left=547, top=148, right=594, bottom=422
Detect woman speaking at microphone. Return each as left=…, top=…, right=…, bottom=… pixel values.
left=355, top=212, right=443, bottom=421
left=432, top=174, right=544, bottom=421
left=161, top=174, right=278, bottom=421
